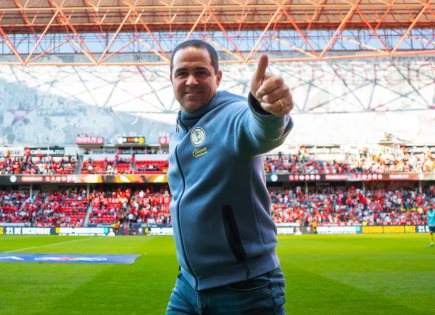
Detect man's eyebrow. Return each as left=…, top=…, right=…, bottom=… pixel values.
left=173, top=67, right=187, bottom=73
left=174, top=66, right=210, bottom=73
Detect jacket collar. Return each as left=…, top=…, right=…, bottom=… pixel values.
left=178, top=91, right=225, bottom=129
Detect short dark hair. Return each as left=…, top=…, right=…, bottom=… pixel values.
left=170, top=39, right=219, bottom=73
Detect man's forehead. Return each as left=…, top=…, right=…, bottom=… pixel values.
left=173, top=47, right=212, bottom=66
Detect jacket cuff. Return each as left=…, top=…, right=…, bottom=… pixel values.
left=248, top=92, right=271, bottom=116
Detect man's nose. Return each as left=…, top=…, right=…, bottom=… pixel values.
left=186, top=74, right=198, bottom=86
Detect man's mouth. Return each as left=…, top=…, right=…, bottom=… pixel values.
left=184, top=90, right=201, bottom=95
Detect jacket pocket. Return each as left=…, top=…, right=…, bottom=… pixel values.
left=227, top=278, right=269, bottom=292
left=222, top=204, right=247, bottom=263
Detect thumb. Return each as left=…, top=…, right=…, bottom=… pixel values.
left=251, top=54, right=269, bottom=96
left=253, top=54, right=269, bottom=85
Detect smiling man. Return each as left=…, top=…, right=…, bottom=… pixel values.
left=166, top=39, right=294, bottom=315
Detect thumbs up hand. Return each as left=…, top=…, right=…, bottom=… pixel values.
left=251, top=54, right=293, bottom=117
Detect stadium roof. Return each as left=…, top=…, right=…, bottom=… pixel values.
left=0, top=0, right=433, bottom=65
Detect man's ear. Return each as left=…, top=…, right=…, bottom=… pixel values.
left=216, top=70, right=223, bottom=86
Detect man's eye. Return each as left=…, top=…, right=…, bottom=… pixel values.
left=176, top=72, right=187, bottom=77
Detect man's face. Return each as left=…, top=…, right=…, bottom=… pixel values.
left=170, top=46, right=222, bottom=112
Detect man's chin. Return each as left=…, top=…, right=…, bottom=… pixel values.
left=182, top=101, right=204, bottom=112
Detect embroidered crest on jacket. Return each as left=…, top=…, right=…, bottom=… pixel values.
left=190, top=127, right=206, bottom=146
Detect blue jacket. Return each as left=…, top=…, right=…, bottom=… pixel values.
left=167, top=90, right=293, bottom=291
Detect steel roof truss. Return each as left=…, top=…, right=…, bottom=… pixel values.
left=205, top=36, right=245, bottom=62
left=0, top=26, right=25, bottom=64
left=338, top=34, right=389, bottom=55
left=47, top=0, right=98, bottom=64
left=280, top=5, right=318, bottom=58
left=0, top=1, right=433, bottom=65
left=319, top=0, right=361, bottom=59
left=24, top=7, right=60, bottom=64
left=27, top=35, right=71, bottom=63
left=129, top=4, right=170, bottom=62
left=97, top=6, right=133, bottom=64
left=391, top=0, right=431, bottom=54
left=245, top=7, right=282, bottom=62
left=356, top=8, right=389, bottom=51
left=13, top=0, right=35, bottom=34
left=48, top=0, right=66, bottom=26
left=272, top=36, right=317, bottom=59
left=82, top=0, right=104, bottom=32
left=184, top=7, right=207, bottom=41
left=375, top=0, right=396, bottom=31
left=208, top=9, right=244, bottom=62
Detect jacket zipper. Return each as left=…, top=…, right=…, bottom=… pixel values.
left=174, top=144, right=198, bottom=290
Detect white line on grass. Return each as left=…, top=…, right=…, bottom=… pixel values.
left=3, top=237, right=94, bottom=253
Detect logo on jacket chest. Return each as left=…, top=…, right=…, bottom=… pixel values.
left=190, top=127, right=205, bottom=146
left=190, top=127, right=207, bottom=158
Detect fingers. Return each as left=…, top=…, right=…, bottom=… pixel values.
left=253, top=54, right=269, bottom=85
left=261, top=94, right=293, bottom=116
left=250, top=54, right=293, bottom=117
left=256, top=77, right=286, bottom=103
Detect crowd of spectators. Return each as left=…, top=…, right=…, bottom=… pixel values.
left=1, top=145, right=433, bottom=176
left=35, top=188, right=89, bottom=226
left=81, top=157, right=168, bottom=175
left=0, top=188, right=88, bottom=226
left=0, top=155, right=77, bottom=175
left=0, top=190, right=32, bottom=224
left=265, top=146, right=434, bottom=175
left=270, top=186, right=434, bottom=227
left=88, top=186, right=170, bottom=225
left=0, top=185, right=171, bottom=227
left=1, top=185, right=433, bottom=228
left=1, top=146, right=434, bottom=228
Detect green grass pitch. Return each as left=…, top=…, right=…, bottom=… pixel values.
left=0, top=234, right=434, bottom=314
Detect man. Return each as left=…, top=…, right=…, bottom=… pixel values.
left=166, top=39, right=293, bottom=315
left=427, top=199, right=435, bottom=247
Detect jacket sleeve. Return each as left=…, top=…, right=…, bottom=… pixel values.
left=234, top=92, right=293, bottom=155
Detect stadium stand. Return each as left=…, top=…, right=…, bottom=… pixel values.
left=265, top=146, right=435, bottom=175
left=3, top=144, right=431, bottom=176
left=1, top=144, right=434, bottom=229
left=1, top=182, right=433, bottom=228
left=1, top=142, right=433, bottom=229
left=269, top=187, right=432, bottom=226
left=0, top=156, right=77, bottom=175
left=81, top=157, right=168, bottom=175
